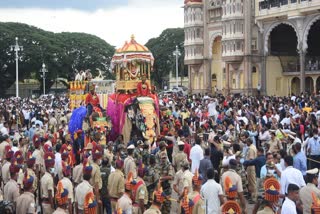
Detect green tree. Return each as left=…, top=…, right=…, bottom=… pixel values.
left=145, top=28, right=185, bottom=89
left=0, top=22, right=115, bottom=97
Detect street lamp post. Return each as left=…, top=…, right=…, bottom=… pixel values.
left=40, top=63, right=48, bottom=95
left=10, top=37, right=23, bottom=98
left=173, top=45, right=181, bottom=87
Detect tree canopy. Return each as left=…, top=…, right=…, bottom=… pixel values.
left=145, top=28, right=185, bottom=89
left=0, top=22, right=115, bottom=96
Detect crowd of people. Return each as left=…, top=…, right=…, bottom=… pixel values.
left=0, top=91, right=320, bottom=214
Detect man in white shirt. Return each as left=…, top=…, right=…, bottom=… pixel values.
left=190, top=137, right=204, bottom=173
left=201, top=168, right=224, bottom=214
left=280, top=156, right=305, bottom=196
left=281, top=183, right=300, bottom=214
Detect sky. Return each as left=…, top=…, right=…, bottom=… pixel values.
left=0, top=0, right=184, bottom=47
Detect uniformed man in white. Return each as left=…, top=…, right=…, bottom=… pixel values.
left=124, top=144, right=137, bottom=178
left=299, top=168, right=320, bottom=214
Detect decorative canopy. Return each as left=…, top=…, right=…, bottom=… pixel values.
left=111, top=35, right=154, bottom=69
left=184, top=0, right=202, bottom=5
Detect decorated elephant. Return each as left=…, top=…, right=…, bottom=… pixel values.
left=106, top=93, right=160, bottom=144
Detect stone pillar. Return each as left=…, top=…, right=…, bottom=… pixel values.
left=188, top=65, right=192, bottom=93
left=244, top=0, right=252, bottom=95
left=300, top=51, right=306, bottom=94
left=313, top=77, right=317, bottom=95
left=261, top=54, right=267, bottom=95
left=226, top=63, right=230, bottom=94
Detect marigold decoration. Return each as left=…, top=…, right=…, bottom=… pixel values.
left=264, top=177, right=280, bottom=202
left=125, top=171, right=134, bottom=191
left=181, top=188, right=194, bottom=214
left=224, top=176, right=237, bottom=199
left=84, top=191, right=97, bottom=214
left=26, top=151, right=36, bottom=166
left=56, top=181, right=69, bottom=206
left=116, top=208, right=124, bottom=214
left=153, top=181, right=167, bottom=203
left=311, top=192, right=320, bottom=213
left=221, top=201, right=242, bottom=214
left=23, top=171, right=34, bottom=189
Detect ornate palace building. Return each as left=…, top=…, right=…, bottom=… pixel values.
left=184, top=0, right=320, bottom=95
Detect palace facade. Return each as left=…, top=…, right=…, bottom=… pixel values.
left=184, top=0, right=320, bottom=95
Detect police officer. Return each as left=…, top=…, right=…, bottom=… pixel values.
left=108, top=159, right=125, bottom=212
left=124, top=144, right=137, bottom=178
left=299, top=168, right=320, bottom=214
left=100, top=156, right=112, bottom=214
left=188, top=170, right=205, bottom=214
left=40, top=152, right=55, bottom=214
left=156, top=151, right=173, bottom=214
left=90, top=145, right=103, bottom=203
left=132, top=166, right=149, bottom=214
left=59, top=162, right=74, bottom=214
left=172, top=140, right=187, bottom=172
left=16, top=172, right=36, bottom=214
left=75, top=159, right=93, bottom=213
left=144, top=183, right=166, bottom=214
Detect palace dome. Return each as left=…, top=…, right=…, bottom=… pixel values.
left=115, top=35, right=150, bottom=53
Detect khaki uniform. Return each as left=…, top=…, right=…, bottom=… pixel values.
left=72, top=164, right=83, bottom=185
left=4, top=179, right=20, bottom=202
left=256, top=206, right=275, bottom=214
left=75, top=180, right=93, bottom=211
left=246, top=144, right=257, bottom=201
left=90, top=162, right=102, bottom=190
left=15, top=192, right=36, bottom=214
left=60, top=177, right=74, bottom=203
left=0, top=141, right=9, bottom=159
left=143, top=205, right=161, bottom=214
left=132, top=177, right=149, bottom=214
left=53, top=207, right=68, bottom=214
left=124, top=155, right=137, bottom=178
left=116, top=193, right=132, bottom=214
left=108, top=169, right=125, bottom=212
left=105, top=149, right=114, bottom=164
left=172, top=151, right=187, bottom=172
left=33, top=149, right=44, bottom=173
left=41, top=172, right=54, bottom=214
left=299, top=183, right=320, bottom=214
left=268, top=138, right=282, bottom=153
left=188, top=191, right=205, bottom=214
left=1, top=161, right=11, bottom=185
left=17, top=168, right=24, bottom=188
left=221, top=169, right=244, bottom=193
left=182, top=170, right=194, bottom=194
